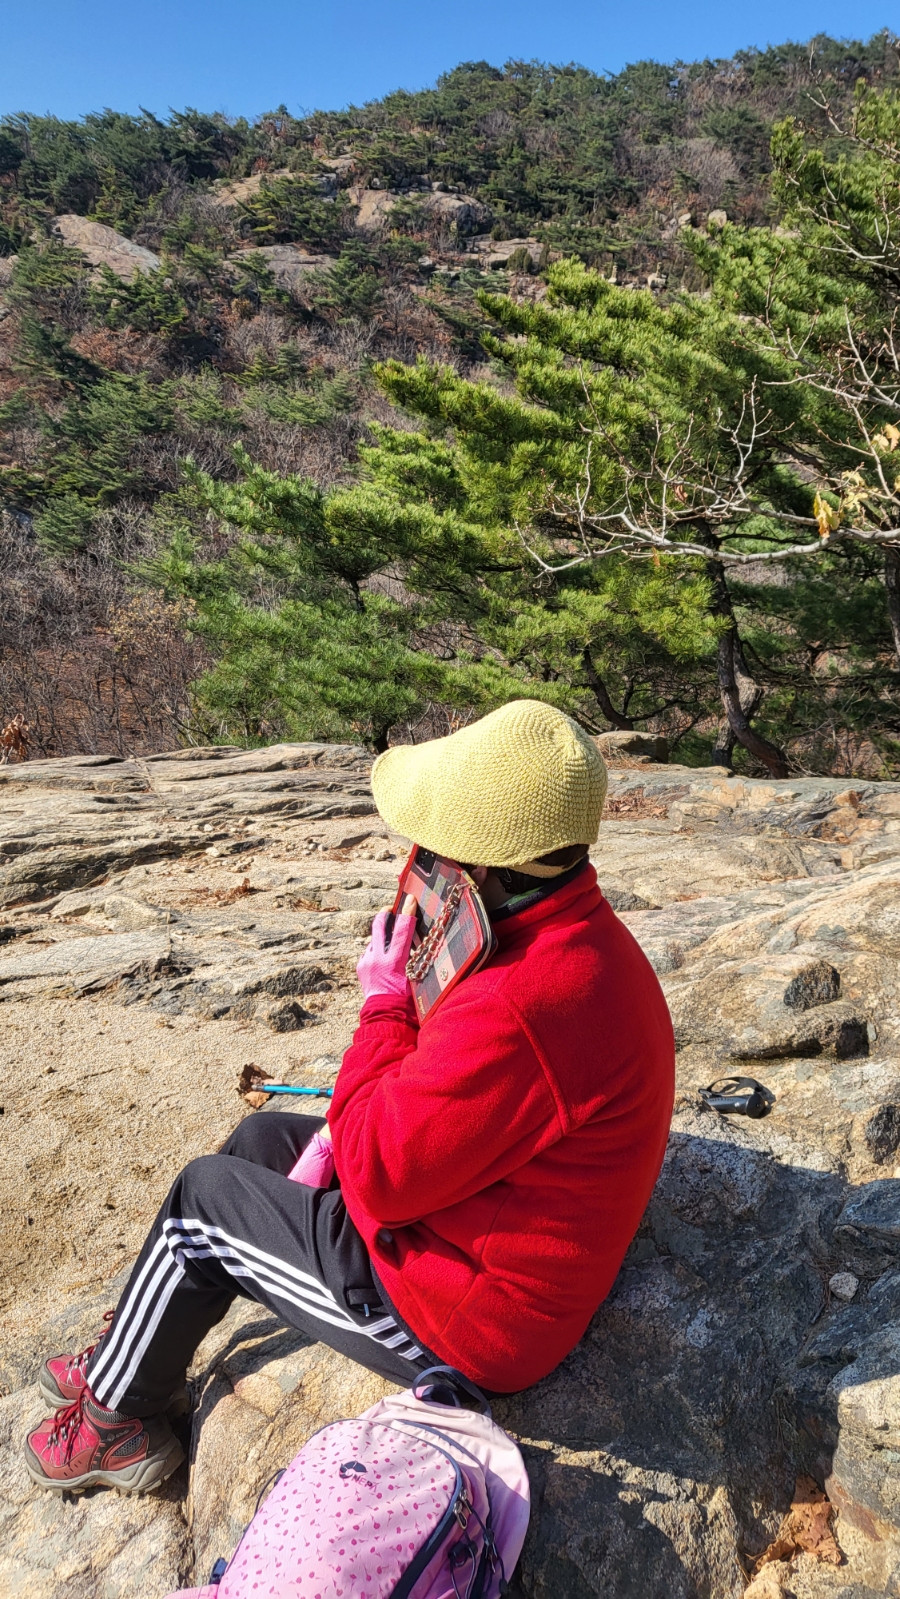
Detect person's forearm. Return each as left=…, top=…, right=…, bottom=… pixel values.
left=331, top=984, right=559, bottom=1227
left=329, top=993, right=419, bottom=1131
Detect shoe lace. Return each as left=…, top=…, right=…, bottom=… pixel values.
left=48, top=1392, right=87, bottom=1463
left=64, top=1309, right=114, bottom=1379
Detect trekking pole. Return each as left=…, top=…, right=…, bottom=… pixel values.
left=263, top=1084, right=334, bottom=1098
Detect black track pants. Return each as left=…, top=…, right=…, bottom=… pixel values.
left=86, top=1113, right=435, bottom=1414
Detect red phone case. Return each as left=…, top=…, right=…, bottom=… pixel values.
left=392, top=846, right=497, bottom=1022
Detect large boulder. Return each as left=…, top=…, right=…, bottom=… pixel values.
left=424, top=190, right=493, bottom=233
left=350, top=186, right=492, bottom=235
left=51, top=215, right=161, bottom=279
left=470, top=234, right=543, bottom=269
left=596, top=730, right=669, bottom=763
left=226, top=245, right=337, bottom=291
left=348, top=186, right=400, bottom=231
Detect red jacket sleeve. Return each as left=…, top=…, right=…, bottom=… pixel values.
left=329, top=982, right=564, bottom=1229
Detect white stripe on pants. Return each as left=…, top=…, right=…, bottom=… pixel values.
left=91, top=1215, right=423, bottom=1410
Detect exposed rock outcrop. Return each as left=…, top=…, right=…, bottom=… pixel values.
left=216, top=169, right=339, bottom=205
left=226, top=245, right=337, bottom=290
left=595, top=730, right=669, bottom=762
left=424, top=190, right=494, bottom=233
left=470, top=234, right=544, bottom=269
left=351, top=186, right=492, bottom=234
left=51, top=215, right=161, bottom=278
left=3, top=745, right=900, bottom=1596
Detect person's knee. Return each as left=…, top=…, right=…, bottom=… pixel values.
left=218, top=1111, right=321, bottom=1170
left=219, top=1115, right=272, bottom=1163
left=174, top=1153, right=232, bottom=1206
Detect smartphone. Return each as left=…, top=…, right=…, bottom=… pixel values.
left=391, top=846, right=497, bottom=1022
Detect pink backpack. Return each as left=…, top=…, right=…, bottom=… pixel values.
left=167, top=1367, right=530, bottom=1599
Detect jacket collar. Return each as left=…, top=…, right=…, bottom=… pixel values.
left=490, top=862, right=602, bottom=948
left=490, top=855, right=591, bottom=922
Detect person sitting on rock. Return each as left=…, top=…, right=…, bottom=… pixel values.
left=25, top=700, right=675, bottom=1495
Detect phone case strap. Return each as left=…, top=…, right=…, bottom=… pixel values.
left=405, top=883, right=464, bottom=981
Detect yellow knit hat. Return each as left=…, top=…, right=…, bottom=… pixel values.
left=370, top=700, right=607, bottom=868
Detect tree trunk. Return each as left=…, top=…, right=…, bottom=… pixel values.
left=706, top=559, right=789, bottom=778
left=885, top=545, right=900, bottom=664
left=581, top=647, right=635, bottom=729
left=710, top=719, right=736, bottom=769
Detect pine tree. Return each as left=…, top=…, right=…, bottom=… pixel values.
left=346, top=94, right=900, bottom=773
left=351, top=267, right=813, bottom=772
left=149, top=451, right=485, bottom=750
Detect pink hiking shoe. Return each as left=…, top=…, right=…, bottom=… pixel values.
left=40, top=1311, right=189, bottom=1416
left=24, top=1389, right=184, bottom=1495
left=39, top=1310, right=114, bottom=1407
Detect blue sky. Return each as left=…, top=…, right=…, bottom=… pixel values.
left=0, top=1, right=893, bottom=121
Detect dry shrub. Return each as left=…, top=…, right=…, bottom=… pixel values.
left=224, top=311, right=296, bottom=369
left=0, top=510, right=209, bottom=757
left=787, top=726, right=893, bottom=779
left=69, top=327, right=167, bottom=376
left=388, top=702, right=479, bottom=746
left=617, top=135, right=740, bottom=213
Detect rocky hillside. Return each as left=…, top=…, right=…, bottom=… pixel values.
left=2, top=741, right=899, bottom=1596
left=2, top=33, right=900, bottom=766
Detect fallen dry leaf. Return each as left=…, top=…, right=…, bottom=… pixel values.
left=218, top=875, right=254, bottom=903
left=237, top=1062, right=272, bottom=1107
left=754, top=1476, right=841, bottom=1571
left=178, top=876, right=256, bottom=909
left=291, top=896, right=338, bottom=913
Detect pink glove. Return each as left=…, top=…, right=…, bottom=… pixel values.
left=287, top=1130, right=335, bottom=1188
left=356, top=901, right=417, bottom=1000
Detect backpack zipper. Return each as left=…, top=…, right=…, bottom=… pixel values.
left=387, top=1425, right=470, bottom=1599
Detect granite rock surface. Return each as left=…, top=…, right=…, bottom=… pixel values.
left=2, top=744, right=900, bottom=1598
left=50, top=215, right=162, bottom=279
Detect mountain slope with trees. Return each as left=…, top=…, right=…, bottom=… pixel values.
left=1, top=32, right=899, bottom=772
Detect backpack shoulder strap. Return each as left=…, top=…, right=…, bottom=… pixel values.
left=412, top=1364, right=492, bottom=1417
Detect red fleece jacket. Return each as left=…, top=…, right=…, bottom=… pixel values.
left=329, top=865, right=675, bottom=1392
